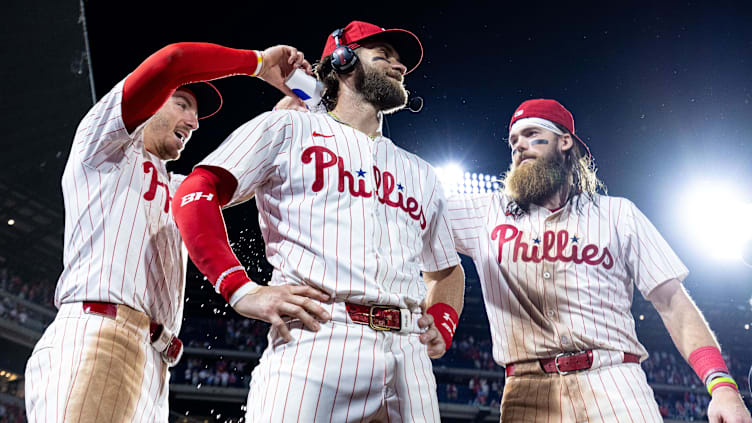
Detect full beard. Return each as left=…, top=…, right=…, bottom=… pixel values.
left=502, top=155, right=568, bottom=209
left=355, top=64, right=408, bottom=114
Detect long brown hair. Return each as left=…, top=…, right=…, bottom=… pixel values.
left=314, top=56, right=340, bottom=111
left=556, top=123, right=607, bottom=205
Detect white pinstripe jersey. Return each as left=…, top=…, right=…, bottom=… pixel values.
left=199, top=110, right=459, bottom=308
left=447, top=192, right=688, bottom=365
left=55, top=79, right=187, bottom=333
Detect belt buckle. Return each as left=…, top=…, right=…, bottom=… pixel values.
left=151, top=323, right=183, bottom=366
left=368, top=305, right=400, bottom=331
left=554, top=351, right=578, bottom=375
left=162, top=336, right=183, bottom=367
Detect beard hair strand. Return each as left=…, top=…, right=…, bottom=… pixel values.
left=355, top=62, right=408, bottom=114
left=502, top=155, right=568, bottom=208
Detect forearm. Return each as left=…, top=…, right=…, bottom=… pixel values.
left=649, top=278, right=742, bottom=396
left=649, top=279, right=719, bottom=358
left=172, top=166, right=253, bottom=303
left=421, top=264, right=465, bottom=351
left=123, top=43, right=261, bottom=131
left=424, top=264, right=465, bottom=315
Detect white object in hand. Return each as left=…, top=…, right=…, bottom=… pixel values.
left=284, top=69, right=323, bottom=109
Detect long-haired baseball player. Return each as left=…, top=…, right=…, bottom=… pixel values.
left=172, top=20, right=465, bottom=422
left=24, top=42, right=311, bottom=422
left=447, top=99, right=752, bottom=422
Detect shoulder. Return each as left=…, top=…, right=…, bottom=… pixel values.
left=78, top=79, right=127, bottom=126
left=229, top=110, right=301, bottom=136
left=446, top=191, right=503, bottom=218
left=574, top=193, right=636, bottom=211
left=387, top=144, right=436, bottom=174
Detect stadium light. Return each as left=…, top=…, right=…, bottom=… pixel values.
left=435, top=162, right=501, bottom=195
left=679, top=181, right=752, bottom=262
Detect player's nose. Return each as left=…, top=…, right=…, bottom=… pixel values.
left=515, top=138, right=530, bottom=152
left=392, top=60, right=407, bottom=76
left=186, top=114, right=199, bottom=131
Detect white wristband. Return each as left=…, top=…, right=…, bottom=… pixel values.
left=251, top=50, right=264, bottom=76
left=215, top=265, right=245, bottom=295
left=229, top=280, right=263, bottom=307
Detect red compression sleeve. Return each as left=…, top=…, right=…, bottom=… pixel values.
left=122, top=43, right=260, bottom=132
left=172, top=166, right=250, bottom=302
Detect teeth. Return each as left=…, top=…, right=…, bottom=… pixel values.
left=175, top=132, right=184, bottom=141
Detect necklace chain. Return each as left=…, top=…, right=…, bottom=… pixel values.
left=327, top=111, right=378, bottom=140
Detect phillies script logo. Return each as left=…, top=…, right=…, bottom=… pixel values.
left=492, top=224, right=613, bottom=269
left=301, top=146, right=427, bottom=229
left=143, top=161, right=171, bottom=213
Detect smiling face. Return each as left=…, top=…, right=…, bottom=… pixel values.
left=354, top=40, right=409, bottom=114
left=143, top=88, right=199, bottom=161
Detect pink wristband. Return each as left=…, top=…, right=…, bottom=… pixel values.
left=688, top=346, right=729, bottom=383
left=426, top=303, right=459, bottom=349
left=710, top=381, right=738, bottom=394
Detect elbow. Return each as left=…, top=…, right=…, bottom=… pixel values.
left=156, top=43, right=189, bottom=67
left=648, top=278, right=686, bottom=314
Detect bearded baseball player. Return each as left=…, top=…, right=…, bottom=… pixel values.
left=446, top=98, right=752, bottom=422
left=24, top=42, right=311, bottom=422
left=172, top=20, right=465, bottom=422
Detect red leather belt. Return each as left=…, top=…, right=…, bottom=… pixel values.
left=505, top=350, right=640, bottom=377
left=345, top=303, right=403, bottom=331
left=82, top=302, right=183, bottom=366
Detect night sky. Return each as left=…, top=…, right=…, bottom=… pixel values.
left=22, top=1, right=750, bottom=308
left=77, top=1, right=752, bottom=302
left=0, top=2, right=749, bottom=418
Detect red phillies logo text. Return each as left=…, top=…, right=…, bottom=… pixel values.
left=301, top=146, right=427, bottom=230
left=491, top=224, right=613, bottom=269
left=143, top=161, right=171, bottom=213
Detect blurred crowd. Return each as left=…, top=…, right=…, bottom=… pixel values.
left=175, top=358, right=251, bottom=388
left=0, top=401, right=24, bottom=423
left=438, top=334, right=500, bottom=371
left=655, top=391, right=711, bottom=421
left=0, top=267, right=54, bottom=309
left=644, top=350, right=751, bottom=393
left=2, top=262, right=751, bottom=422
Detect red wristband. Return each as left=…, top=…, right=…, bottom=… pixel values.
left=688, top=346, right=729, bottom=383
left=426, top=303, right=459, bottom=349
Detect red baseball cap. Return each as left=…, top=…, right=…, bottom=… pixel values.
left=320, top=20, right=424, bottom=75
left=509, top=99, right=591, bottom=158
left=180, top=81, right=223, bottom=120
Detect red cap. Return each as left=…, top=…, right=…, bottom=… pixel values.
left=180, top=81, right=223, bottom=120
left=321, top=20, right=423, bottom=75
left=509, top=99, right=591, bottom=158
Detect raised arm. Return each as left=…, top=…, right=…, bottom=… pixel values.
left=122, top=43, right=310, bottom=132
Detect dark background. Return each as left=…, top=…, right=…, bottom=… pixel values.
left=2, top=0, right=751, bottom=359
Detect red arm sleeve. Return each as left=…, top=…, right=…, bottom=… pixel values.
left=172, top=166, right=252, bottom=302
left=122, top=43, right=260, bottom=132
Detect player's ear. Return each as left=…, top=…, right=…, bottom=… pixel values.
left=558, top=133, right=574, bottom=153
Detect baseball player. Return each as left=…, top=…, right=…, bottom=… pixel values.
left=172, top=20, right=465, bottom=422
left=24, top=42, right=312, bottom=422
left=447, top=98, right=752, bottom=422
